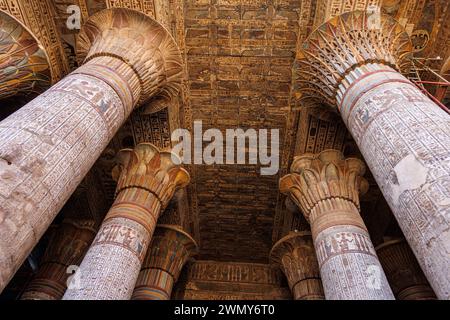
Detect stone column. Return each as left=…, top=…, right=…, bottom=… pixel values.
left=20, top=219, right=96, bottom=300
left=294, top=10, right=450, bottom=299
left=132, top=224, right=198, bottom=300
left=376, top=239, right=437, bottom=300
left=63, top=143, right=189, bottom=300
left=0, top=11, right=51, bottom=100
left=270, top=231, right=324, bottom=300
left=280, top=149, right=394, bottom=300
left=0, top=8, right=183, bottom=293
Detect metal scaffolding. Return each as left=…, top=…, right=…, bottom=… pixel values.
left=409, top=57, right=450, bottom=115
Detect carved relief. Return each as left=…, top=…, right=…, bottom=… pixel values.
left=294, top=11, right=413, bottom=107
left=173, top=260, right=292, bottom=300
left=132, top=224, right=198, bottom=300
left=376, top=238, right=437, bottom=300
left=270, top=231, right=324, bottom=300
left=0, top=11, right=51, bottom=100
left=280, top=150, right=394, bottom=300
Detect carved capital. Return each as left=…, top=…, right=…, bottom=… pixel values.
left=270, top=231, right=324, bottom=300
left=376, top=239, right=437, bottom=300
left=280, top=149, right=368, bottom=222
left=77, top=8, right=183, bottom=106
left=112, top=143, right=190, bottom=209
left=142, top=224, right=198, bottom=280
left=41, top=219, right=96, bottom=266
left=21, top=219, right=96, bottom=300
left=132, top=224, right=197, bottom=300
left=294, top=10, right=413, bottom=106
left=0, top=11, right=51, bottom=100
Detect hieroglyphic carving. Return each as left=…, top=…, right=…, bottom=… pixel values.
left=280, top=150, right=394, bottom=300
left=338, top=64, right=450, bottom=299
left=183, top=260, right=286, bottom=286
left=132, top=224, right=198, bottom=300
left=0, top=11, right=51, bottom=100
left=63, top=143, right=190, bottom=300
left=0, top=8, right=182, bottom=294
left=270, top=231, right=324, bottom=300
left=173, top=260, right=292, bottom=300
left=130, top=108, right=172, bottom=147
left=0, top=70, right=123, bottom=293
left=314, top=0, right=382, bottom=26
left=293, top=10, right=450, bottom=299
left=106, top=0, right=155, bottom=17
left=376, top=238, right=437, bottom=300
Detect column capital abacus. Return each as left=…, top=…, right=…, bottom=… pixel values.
left=112, top=143, right=190, bottom=209
left=280, top=149, right=368, bottom=222
left=76, top=8, right=183, bottom=107
left=294, top=10, right=413, bottom=107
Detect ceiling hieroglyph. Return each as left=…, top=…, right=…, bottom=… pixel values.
left=3, top=0, right=448, bottom=263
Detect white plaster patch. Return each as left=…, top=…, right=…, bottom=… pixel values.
left=391, top=154, right=429, bottom=205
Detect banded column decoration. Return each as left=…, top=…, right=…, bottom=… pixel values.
left=294, top=10, right=450, bottom=299
left=270, top=231, right=324, bottom=300
left=376, top=239, right=437, bottom=300
left=63, top=143, right=189, bottom=300
left=0, top=11, right=51, bottom=100
left=20, top=219, right=96, bottom=300
left=0, top=8, right=183, bottom=293
left=132, top=224, right=198, bottom=300
left=280, top=150, right=394, bottom=300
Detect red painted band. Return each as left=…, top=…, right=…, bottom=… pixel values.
left=338, top=69, right=399, bottom=111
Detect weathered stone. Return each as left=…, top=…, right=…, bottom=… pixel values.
left=63, top=143, right=189, bottom=300
left=376, top=238, right=437, bottom=300
left=0, top=8, right=182, bottom=293
left=280, top=149, right=394, bottom=300
left=0, top=11, right=51, bottom=100
left=270, top=231, right=324, bottom=300
left=132, top=224, right=197, bottom=300
left=294, top=11, right=450, bottom=299
left=21, top=219, right=96, bottom=300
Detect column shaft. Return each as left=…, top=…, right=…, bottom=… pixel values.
left=0, top=8, right=182, bottom=293
left=280, top=150, right=395, bottom=300
left=338, top=63, right=450, bottom=298
left=0, top=57, right=137, bottom=292
left=63, top=144, right=189, bottom=300
left=63, top=188, right=159, bottom=300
